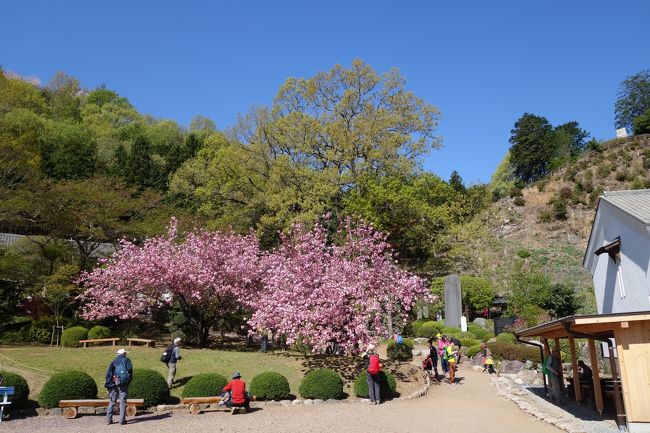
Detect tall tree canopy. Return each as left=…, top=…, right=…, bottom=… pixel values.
left=615, top=69, right=650, bottom=131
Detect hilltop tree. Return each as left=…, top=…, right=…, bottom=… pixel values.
left=449, top=170, right=465, bottom=192
left=508, top=113, right=555, bottom=183
left=615, top=69, right=650, bottom=131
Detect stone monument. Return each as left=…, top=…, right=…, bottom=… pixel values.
left=444, top=274, right=462, bottom=328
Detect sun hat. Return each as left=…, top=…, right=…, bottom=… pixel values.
left=367, top=343, right=376, bottom=352
left=232, top=372, right=241, bottom=379
left=116, top=348, right=128, bottom=355
left=174, top=337, right=181, bottom=344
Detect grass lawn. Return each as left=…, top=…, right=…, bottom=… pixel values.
left=0, top=345, right=306, bottom=400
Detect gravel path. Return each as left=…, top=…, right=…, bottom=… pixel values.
left=7, top=367, right=562, bottom=433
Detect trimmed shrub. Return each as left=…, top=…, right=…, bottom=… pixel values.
left=299, top=369, right=343, bottom=400
left=553, top=199, right=568, bottom=220
left=1, top=371, right=30, bottom=408
left=38, top=371, right=97, bottom=408
left=467, top=324, right=489, bottom=341
left=405, top=319, right=426, bottom=337
left=61, top=326, right=89, bottom=347
left=441, top=326, right=461, bottom=334
left=495, top=332, right=517, bottom=344
left=353, top=370, right=397, bottom=399
left=416, top=321, right=441, bottom=339
left=249, top=372, right=291, bottom=401
left=466, top=344, right=482, bottom=358
left=386, top=339, right=413, bottom=361
left=488, top=342, right=540, bottom=363
left=482, top=332, right=495, bottom=342
left=88, top=325, right=112, bottom=340
left=129, top=368, right=169, bottom=407
left=181, top=373, right=228, bottom=398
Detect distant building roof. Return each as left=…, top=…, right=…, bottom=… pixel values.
left=601, top=189, right=650, bottom=225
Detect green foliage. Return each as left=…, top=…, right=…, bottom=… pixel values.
left=466, top=344, right=482, bottom=358
left=1, top=371, right=30, bottom=408
left=467, top=323, right=490, bottom=341
left=386, top=339, right=414, bottom=361
left=181, top=373, right=228, bottom=398
left=487, top=342, right=540, bottom=363
left=441, top=326, right=461, bottom=334
left=538, top=209, right=553, bottom=223
left=249, top=372, right=291, bottom=401
left=516, top=249, right=531, bottom=259
left=513, top=196, right=525, bottom=206
left=299, top=369, right=344, bottom=400
left=553, top=199, right=568, bottom=220
left=38, top=370, right=97, bottom=408
left=508, top=113, right=556, bottom=183
left=416, top=321, right=441, bottom=339
left=128, top=368, right=169, bottom=407
left=540, top=283, right=580, bottom=318
left=353, top=370, right=397, bottom=398
left=87, top=325, right=112, bottom=340
left=633, top=108, right=650, bottom=134
left=61, top=326, right=89, bottom=347
left=490, top=152, right=516, bottom=201
left=615, top=69, right=650, bottom=130
left=495, top=332, right=517, bottom=344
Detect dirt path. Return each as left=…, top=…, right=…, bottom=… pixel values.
left=7, top=366, right=561, bottom=433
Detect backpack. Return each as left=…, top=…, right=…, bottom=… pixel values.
left=160, top=344, right=174, bottom=364
left=368, top=354, right=381, bottom=375
left=113, top=357, right=130, bottom=386
left=396, top=335, right=404, bottom=345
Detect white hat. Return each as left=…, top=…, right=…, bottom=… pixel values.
left=174, top=337, right=181, bottom=344
left=367, top=344, right=376, bottom=352
left=116, top=348, right=128, bottom=355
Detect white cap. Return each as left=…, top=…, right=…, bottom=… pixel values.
left=367, top=344, right=376, bottom=352
left=116, top=348, right=128, bottom=355
left=174, top=337, right=181, bottom=344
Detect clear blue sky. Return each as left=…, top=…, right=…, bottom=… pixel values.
left=2, top=1, right=648, bottom=183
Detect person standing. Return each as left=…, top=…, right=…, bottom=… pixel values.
left=105, top=348, right=133, bottom=425
left=167, top=337, right=182, bottom=389
left=447, top=345, right=459, bottom=384
left=427, top=338, right=440, bottom=381
left=362, top=344, right=382, bottom=404
left=438, top=335, right=449, bottom=374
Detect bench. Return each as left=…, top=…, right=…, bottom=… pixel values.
left=181, top=396, right=256, bottom=415
left=79, top=338, right=120, bottom=347
left=127, top=338, right=155, bottom=348
left=58, top=399, right=145, bottom=419
left=0, top=387, right=14, bottom=422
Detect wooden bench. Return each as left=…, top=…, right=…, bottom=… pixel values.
left=181, top=396, right=256, bottom=415
left=127, top=338, right=155, bottom=348
left=0, top=387, right=14, bottom=422
left=58, top=399, right=145, bottom=419
left=79, top=338, right=120, bottom=347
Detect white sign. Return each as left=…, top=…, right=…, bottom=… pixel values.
left=616, top=128, right=628, bottom=138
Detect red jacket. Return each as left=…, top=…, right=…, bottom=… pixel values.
left=223, top=379, right=247, bottom=404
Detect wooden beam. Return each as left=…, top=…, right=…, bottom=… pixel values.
left=568, top=336, right=582, bottom=403
left=574, top=314, right=650, bottom=325
left=588, top=339, right=604, bottom=414
left=620, top=321, right=629, bottom=328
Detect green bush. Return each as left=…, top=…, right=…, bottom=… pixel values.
left=467, top=324, right=489, bottom=341
left=466, top=344, right=482, bottom=358
left=38, top=371, right=97, bottom=408
left=553, top=199, right=568, bottom=220
left=249, top=372, right=291, bottom=401
left=88, top=325, right=112, bottom=340
left=1, top=371, right=30, bottom=408
left=386, top=339, right=413, bottom=361
left=415, top=321, right=441, bottom=339
left=353, top=370, right=397, bottom=399
left=129, top=368, right=169, bottom=407
left=299, top=369, right=343, bottom=400
left=181, top=373, right=228, bottom=398
left=488, top=342, right=540, bottom=363
left=405, top=319, right=426, bottom=337
left=538, top=209, right=553, bottom=223
left=61, top=326, right=89, bottom=347
left=495, top=332, right=517, bottom=344
left=482, top=332, right=495, bottom=342
left=441, top=326, right=461, bottom=334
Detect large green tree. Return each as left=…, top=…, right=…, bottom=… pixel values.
left=615, top=69, right=650, bottom=131
left=508, top=113, right=555, bottom=183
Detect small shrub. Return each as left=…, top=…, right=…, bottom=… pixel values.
left=631, top=177, right=645, bottom=190
left=61, top=326, right=89, bottom=348
left=558, top=187, right=572, bottom=199
left=538, top=209, right=552, bottom=223
left=482, top=332, right=495, bottom=342
left=249, top=372, right=291, bottom=401
left=441, top=326, right=461, bottom=334
left=38, top=371, right=97, bottom=408
left=615, top=170, right=629, bottom=182
left=88, top=325, right=112, bottom=340
left=386, top=339, right=414, bottom=361
left=406, top=319, right=427, bottom=337
left=488, top=342, right=540, bottom=363
left=509, top=187, right=523, bottom=198
left=596, top=162, right=612, bottom=177
left=553, top=200, right=568, bottom=220
left=416, top=321, right=441, bottom=339
left=513, top=196, right=525, bottom=206
left=181, top=373, right=228, bottom=398
left=353, top=371, right=396, bottom=398
left=536, top=180, right=546, bottom=192
left=643, top=157, right=650, bottom=170
left=1, top=371, right=30, bottom=408
left=495, top=332, right=517, bottom=344
left=129, top=368, right=169, bottom=407
left=299, top=369, right=343, bottom=400
left=459, top=338, right=481, bottom=347
left=516, top=249, right=531, bottom=259
left=466, top=344, right=482, bottom=358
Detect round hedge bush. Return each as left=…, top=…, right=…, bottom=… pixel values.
left=386, top=339, right=413, bottom=361
left=496, top=332, right=517, bottom=345
left=181, top=373, right=228, bottom=398
left=88, top=325, right=112, bottom=340
left=61, top=326, right=89, bottom=347
left=129, top=368, right=169, bottom=407
left=38, top=371, right=97, bottom=408
left=415, top=321, right=441, bottom=339
left=353, top=371, right=397, bottom=399
left=250, top=372, right=291, bottom=401
left=466, top=344, right=482, bottom=358
left=299, top=369, right=343, bottom=400
left=1, top=371, right=30, bottom=408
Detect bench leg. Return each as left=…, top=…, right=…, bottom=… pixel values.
left=0, top=404, right=4, bottom=422
left=126, top=406, right=137, bottom=417
left=63, top=407, right=78, bottom=419
left=189, top=404, right=201, bottom=415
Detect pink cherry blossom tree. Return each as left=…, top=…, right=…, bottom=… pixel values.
left=79, top=219, right=262, bottom=347
left=248, top=217, right=431, bottom=352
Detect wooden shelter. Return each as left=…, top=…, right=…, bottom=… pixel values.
left=516, top=311, right=650, bottom=433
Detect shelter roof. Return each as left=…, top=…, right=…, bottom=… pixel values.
left=515, top=311, right=650, bottom=339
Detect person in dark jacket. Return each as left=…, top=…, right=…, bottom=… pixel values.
left=427, top=338, right=440, bottom=381
left=105, top=348, right=133, bottom=425
left=167, top=337, right=182, bottom=389
left=222, top=372, right=250, bottom=411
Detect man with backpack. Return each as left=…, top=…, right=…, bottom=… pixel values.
left=162, top=337, right=182, bottom=389
left=105, top=348, right=133, bottom=425
left=362, top=343, right=382, bottom=405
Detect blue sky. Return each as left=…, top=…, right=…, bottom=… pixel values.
left=2, top=1, right=648, bottom=183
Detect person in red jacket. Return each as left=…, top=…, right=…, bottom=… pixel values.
left=222, top=372, right=250, bottom=410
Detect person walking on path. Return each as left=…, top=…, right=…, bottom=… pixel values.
left=427, top=338, right=440, bottom=381
left=105, top=348, right=133, bottom=425
left=438, top=335, right=449, bottom=374
left=221, top=372, right=251, bottom=411
left=167, top=337, right=182, bottom=389
left=362, top=343, right=382, bottom=404
left=447, top=345, right=459, bottom=384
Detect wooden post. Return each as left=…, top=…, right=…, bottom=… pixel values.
left=553, top=338, right=565, bottom=395
left=607, top=344, right=626, bottom=429
left=568, top=336, right=582, bottom=403
left=588, top=338, right=604, bottom=414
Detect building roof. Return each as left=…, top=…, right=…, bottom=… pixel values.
left=516, top=310, right=650, bottom=339
left=600, top=189, right=650, bottom=225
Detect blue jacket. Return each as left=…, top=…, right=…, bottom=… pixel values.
left=105, top=355, right=133, bottom=389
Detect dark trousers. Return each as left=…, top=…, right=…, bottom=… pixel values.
left=106, top=386, right=128, bottom=424
left=367, top=373, right=381, bottom=402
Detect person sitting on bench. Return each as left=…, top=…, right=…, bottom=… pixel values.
left=577, top=360, right=593, bottom=380
left=221, top=372, right=250, bottom=410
